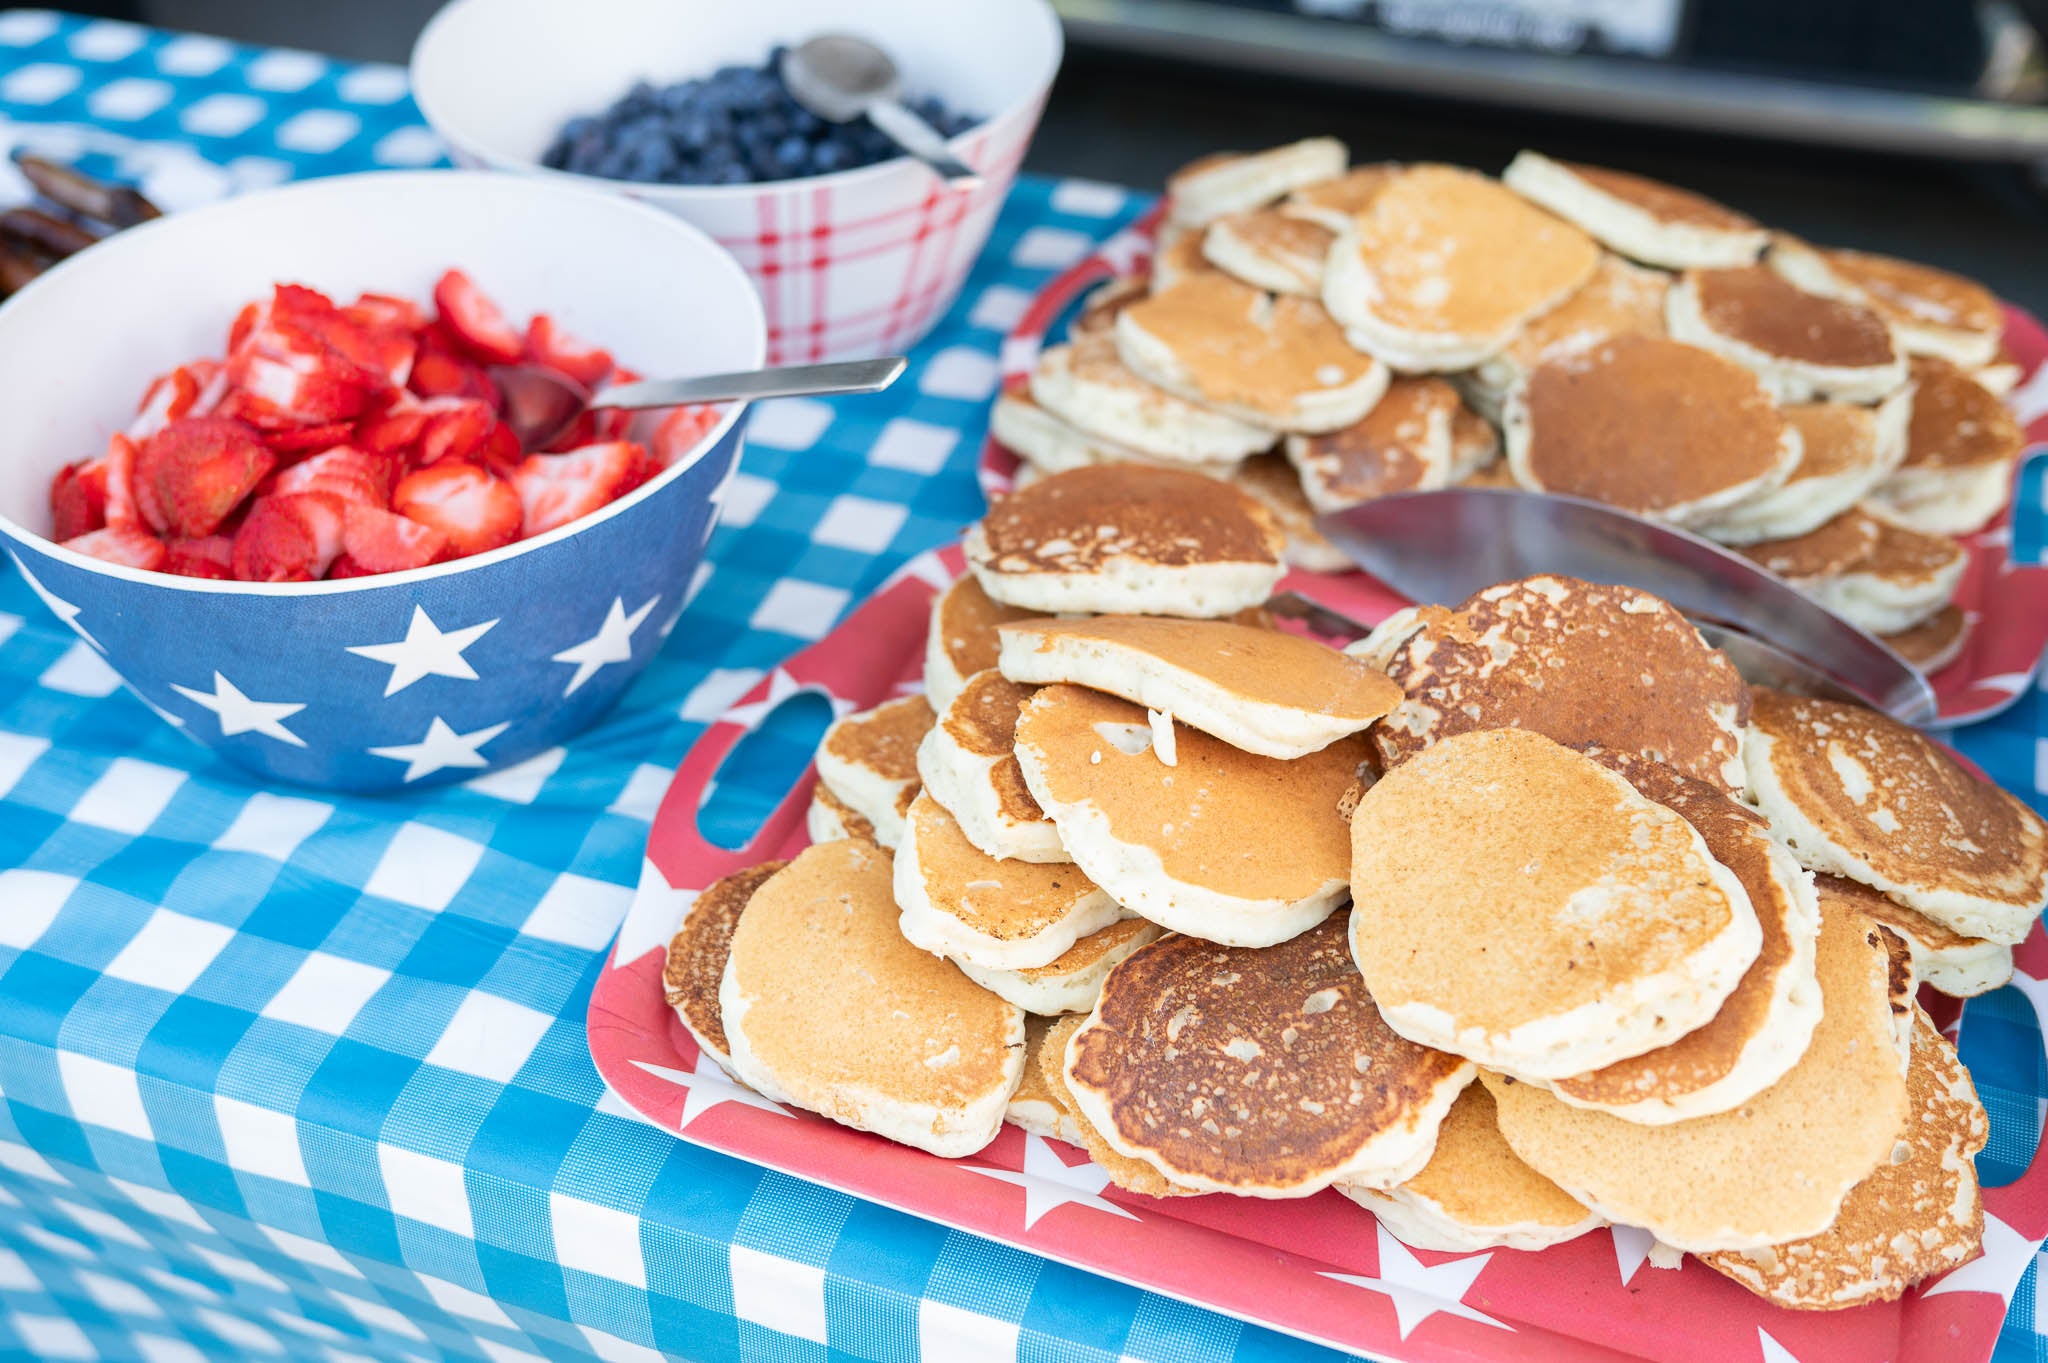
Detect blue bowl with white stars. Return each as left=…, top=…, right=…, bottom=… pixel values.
left=0, top=170, right=766, bottom=792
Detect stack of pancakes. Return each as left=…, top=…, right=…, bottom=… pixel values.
left=990, top=141, right=2030, bottom=675
left=666, top=464, right=2048, bottom=1312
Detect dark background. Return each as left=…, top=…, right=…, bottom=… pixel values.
left=50, top=0, right=2048, bottom=315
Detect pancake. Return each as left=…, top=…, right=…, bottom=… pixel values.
left=924, top=573, right=1046, bottom=717
left=1867, top=356, right=2022, bottom=536
left=917, top=669, right=1068, bottom=863
left=1149, top=227, right=1223, bottom=294
left=1283, top=375, right=1460, bottom=512
left=808, top=781, right=878, bottom=846
left=1881, top=604, right=1972, bottom=676
left=1071, top=275, right=1149, bottom=341
left=1370, top=575, right=1752, bottom=793
left=1540, top=763, right=1821, bottom=1124
left=1467, top=253, right=1671, bottom=418
left=1324, top=163, right=1600, bottom=372
left=1666, top=265, right=1905, bottom=403
left=1202, top=207, right=1333, bottom=296
left=1818, top=873, right=2012, bottom=999
left=1340, top=1083, right=1606, bottom=1253
left=1786, top=506, right=1965, bottom=637
left=1771, top=239, right=2004, bottom=369
left=1449, top=405, right=1502, bottom=480
left=1699, top=1008, right=1988, bottom=1309
left=1743, top=688, right=2048, bottom=945
left=1008, top=1014, right=1088, bottom=1143
left=1229, top=451, right=1354, bottom=573
left=1165, top=137, right=1349, bottom=229
left=1349, top=728, right=1762, bottom=1079
left=1030, top=336, right=1273, bottom=466
left=1116, top=274, right=1390, bottom=433
left=1736, top=505, right=1882, bottom=589
left=813, top=694, right=933, bottom=849
left=1484, top=901, right=1912, bottom=1252
left=664, top=860, right=790, bottom=1071
left=720, top=839, right=1025, bottom=1158
left=989, top=389, right=1158, bottom=479
left=1501, top=152, right=1766, bottom=270
left=1698, top=393, right=1912, bottom=546
left=1975, top=355, right=2022, bottom=396
left=1064, top=912, right=1476, bottom=1197
left=895, top=791, right=1121, bottom=971
left=959, top=916, right=1166, bottom=1017
left=964, top=465, right=1288, bottom=618
left=997, top=615, right=1400, bottom=759
left=1015, top=683, right=1366, bottom=947
left=1505, top=333, right=1800, bottom=527
left=1279, top=163, right=1401, bottom=231
left=1038, top=1015, right=1203, bottom=1197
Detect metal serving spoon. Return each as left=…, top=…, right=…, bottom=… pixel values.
left=493, top=356, right=906, bottom=451
left=1312, top=486, right=1939, bottom=726
left=780, top=34, right=982, bottom=189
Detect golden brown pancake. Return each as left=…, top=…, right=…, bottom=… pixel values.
left=1029, top=332, right=1272, bottom=466
left=959, top=916, right=1166, bottom=1017
left=1149, top=227, right=1223, bottom=293
left=1324, top=164, right=1600, bottom=370
left=813, top=695, right=933, bottom=849
left=1738, top=507, right=1882, bottom=583
left=965, top=465, right=1287, bottom=618
left=925, top=574, right=1045, bottom=714
left=1371, top=574, right=1752, bottom=792
left=1881, top=604, right=1971, bottom=674
left=808, top=781, right=878, bottom=845
left=1484, top=900, right=1911, bottom=1251
left=1339, top=1083, right=1604, bottom=1253
left=997, top=614, right=1401, bottom=759
left=1559, top=163, right=1760, bottom=232
left=1349, top=728, right=1762, bottom=1079
left=1203, top=207, right=1334, bottom=295
left=720, top=839, right=1025, bottom=1158
left=1228, top=451, right=1352, bottom=572
left=1819, top=249, right=2004, bottom=363
left=1744, top=688, right=2048, bottom=945
left=1900, top=355, right=2023, bottom=474
left=1280, top=163, right=1401, bottom=231
left=1672, top=266, right=1901, bottom=401
left=1116, top=273, right=1386, bottom=432
left=1820, top=873, right=2013, bottom=999
left=1543, top=762, right=1820, bottom=1123
left=1699, top=1008, right=1988, bottom=1309
left=1071, top=275, right=1149, bottom=341
left=1490, top=253, right=1671, bottom=381
left=1165, top=138, right=1348, bottom=229
left=916, top=668, right=1065, bottom=864
left=1065, top=912, right=1474, bottom=1196
left=1507, top=333, right=1795, bottom=526
left=1284, top=375, right=1460, bottom=512
left=1039, top=1015, right=1202, bottom=1197
left=665, top=860, right=790, bottom=1068
left=1015, top=683, right=1366, bottom=947
left=1008, top=1014, right=1087, bottom=1142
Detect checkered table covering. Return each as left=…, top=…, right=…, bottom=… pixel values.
left=0, top=11, right=2043, bottom=1363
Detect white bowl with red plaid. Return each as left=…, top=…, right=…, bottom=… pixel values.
left=411, top=0, right=1063, bottom=365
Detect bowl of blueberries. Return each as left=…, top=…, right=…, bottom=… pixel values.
left=411, top=0, right=1062, bottom=364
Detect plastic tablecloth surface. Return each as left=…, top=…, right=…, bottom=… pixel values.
left=1, top=11, right=2046, bottom=1363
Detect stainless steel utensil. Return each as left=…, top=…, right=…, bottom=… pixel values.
left=1312, top=487, right=1937, bottom=724
left=492, top=356, right=906, bottom=451
left=780, top=34, right=982, bottom=189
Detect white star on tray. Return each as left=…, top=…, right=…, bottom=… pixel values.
left=8, top=551, right=98, bottom=649
left=630, top=1053, right=789, bottom=1127
left=345, top=605, right=497, bottom=697
left=553, top=596, right=659, bottom=697
left=1610, top=1225, right=1655, bottom=1285
left=962, top=1133, right=1140, bottom=1229
left=1321, top=1223, right=1513, bottom=1341
left=367, top=716, right=510, bottom=783
left=170, top=671, right=306, bottom=746
left=1756, top=1327, right=1804, bottom=1362
left=722, top=669, right=855, bottom=730
left=1919, top=1211, right=2037, bottom=1306
left=612, top=859, right=696, bottom=971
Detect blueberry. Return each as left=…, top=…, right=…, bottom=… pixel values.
left=811, top=140, right=847, bottom=173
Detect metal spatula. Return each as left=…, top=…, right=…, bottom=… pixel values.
left=1312, top=486, right=1938, bottom=726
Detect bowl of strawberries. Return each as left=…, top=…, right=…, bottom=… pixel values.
left=0, top=169, right=765, bottom=791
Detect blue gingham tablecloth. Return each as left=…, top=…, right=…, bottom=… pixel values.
left=0, top=12, right=2045, bottom=1363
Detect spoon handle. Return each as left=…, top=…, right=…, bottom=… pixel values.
left=594, top=357, right=908, bottom=410
left=866, top=99, right=983, bottom=189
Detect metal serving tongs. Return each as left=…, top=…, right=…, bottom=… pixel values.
left=1303, top=486, right=1938, bottom=727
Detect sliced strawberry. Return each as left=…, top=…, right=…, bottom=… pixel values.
left=225, top=347, right=381, bottom=430
left=408, top=344, right=500, bottom=405
left=524, top=313, right=613, bottom=388
left=231, top=492, right=345, bottom=582
left=344, top=291, right=426, bottom=333
left=392, top=463, right=521, bottom=557
left=162, top=536, right=234, bottom=579
left=415, top=397, right=495, bottom=466
left=228, top=299, right=267, bottom=353
left=343, top=504, right=447, bottom=573
left=65, top=525, right=166, bottom=571
left=433, top=269, right=524, bottom=365
left=651, top=404, right=723, bottom=467
left=326, top=553, right=377, bottom=578
left=539, top=409, right=597, bottom=455
left=273, top=445, right=387, bottom=508
left=103, top=433, right=143, bottom=530
left=50, top=460, right=107, bottom=540
left=478, top=420, right=523, bottom=477
left=511, top=441, right=651, bottom=538
left=265, top=420, right=357, bottom=455
left=356, top=392, right=432, bottom=456
left=136, top=417, right=275, bottom=539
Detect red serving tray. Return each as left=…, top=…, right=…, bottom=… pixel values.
left=978, top=203, right=2048, bottom=728
left=592, top=542, right=2048, bottom=1363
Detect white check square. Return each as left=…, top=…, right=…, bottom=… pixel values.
left=261, top=951, right=389, bottom=1035
left=78, top=1269, right=160, bottom=1317
left=551, top=1191, right=649, bottom=1287
left=58, top=1050, right=152, bottom=1139
left=216, top=1094, right=310, bottom=1185
left=0, top=731, right=48, bottom=802
left=103, top=909, right=234, bottom=993
left=424, top=990, right=555, bottom=1083
left=718, top=472, right=778, bottom=527
left=813, top=496, right=909, bottom=554
left=463, top=747, right=567, bottom=805
left=135, top=1338, right=208, bottom=1363
left=212, top=791, right=332, bottom=861
left=378, top=1143, right=473, bottom=1237
left=920, top=1301, right=1022, bottom=1362
left=364, top=822, right=485, bottom=911
left=607, top=764, right=670, bottom=822
left=109, top=1178, right=209, bottom=1231
left=261, top=1224, right=360, bottom=1276
left=869, top=418, right=958, bottom=474
left=728, top=1245, right=827, bottom=1344
left=11, top=1316, right=93, bottom=1360
left=38, top=641, right=120, bottom=696
left=0, top=869, right=73, bottom=949
left=919, top=347, right=1001, bottom=401
left=679, top=669, right=763, bottom=724
left=522, top=874, right=635, bottom=951
left=419, top=1272, right=514, bottom=1327
left=70, top=757, right=185, bottom=834
left=750, top=581, right=849, bottom=640
left=746, top=398, right=834, bottom=450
